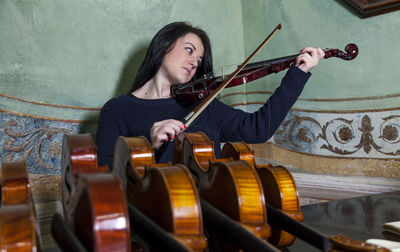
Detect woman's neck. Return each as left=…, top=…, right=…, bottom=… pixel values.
left=132, top=75, right=172, bottom=99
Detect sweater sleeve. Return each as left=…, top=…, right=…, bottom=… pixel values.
left=95, top=101, right=121, bottom=169
left=216, top=65, right=311, bottom=143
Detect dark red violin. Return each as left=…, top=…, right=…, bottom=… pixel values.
left=171, top=44, right=358, bottom=101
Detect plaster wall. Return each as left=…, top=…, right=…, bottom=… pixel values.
left=1, top=0, right=399, bottom=180
left=225, top=0, right=400, bottom=178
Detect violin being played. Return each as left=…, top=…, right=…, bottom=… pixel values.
left=96, top=22, right=331, bottom=166
left=171, top=43, right=358, bottom=102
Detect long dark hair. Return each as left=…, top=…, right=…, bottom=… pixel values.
left=130, top=22, right=213, bottom=93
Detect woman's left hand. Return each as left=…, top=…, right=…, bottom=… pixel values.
left=295, top=47, right=325, bottom=73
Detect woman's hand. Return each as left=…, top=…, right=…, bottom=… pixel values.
left=295, top=47, right=325, bottom=73
left=151, top=119, right=186, bottom=149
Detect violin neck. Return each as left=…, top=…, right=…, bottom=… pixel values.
left=243, top=53, right=300, bottom=70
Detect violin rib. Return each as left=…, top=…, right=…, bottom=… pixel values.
left=0, top=161, right=38, bottom=252
left=60, top=133, right=131, bottom=252
left=112, top=136, right=207, bottom=251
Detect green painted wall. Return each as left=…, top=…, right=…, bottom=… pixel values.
left=224, top=0, right=400, bottom=111
left=0, top=0, right=244, bottom=120
left=2, top=1, right=400, bottom=177
left=2, top=0, right=400, bottom=116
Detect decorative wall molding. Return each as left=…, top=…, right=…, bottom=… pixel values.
left=235, top=104, right=400, bottom=160
left=0, top=93, right=100, bottom=111
left=0, top=111, right=88, bottom=174
left=273, top=110, right=400, bottom=159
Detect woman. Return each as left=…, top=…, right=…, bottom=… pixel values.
left=96, top=22, right=324, bottom=169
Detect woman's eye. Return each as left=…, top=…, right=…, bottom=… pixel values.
left=185, top=47, right=193, bottom=54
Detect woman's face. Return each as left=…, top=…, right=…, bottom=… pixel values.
left=159, top=32, right=205, bottom=85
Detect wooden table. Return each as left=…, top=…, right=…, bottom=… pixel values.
left=289, top=191, right=400, bottom=251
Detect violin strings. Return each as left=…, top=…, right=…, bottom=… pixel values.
left=209, top=63, right=241, bottom=78
left=268, top=97, right=271, bottom=140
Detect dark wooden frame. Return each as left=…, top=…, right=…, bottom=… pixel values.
left=346, top=0, right=400, bottom=17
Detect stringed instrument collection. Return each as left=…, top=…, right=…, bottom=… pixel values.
left=1, top=24, right=388, bottom=252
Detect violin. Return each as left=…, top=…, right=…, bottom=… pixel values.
left=60, top=133, right=131, bottom=252
left=112, top=136, right=207, bottom=251
left=0, top=161, right=38, bottom=252
left=221, top=142, right=304, bottom=247
left=174, top=132, right=278, bottom=252
left=220, top=141, right=389, bottom=252
left=171, top=43, right=358, bottom=102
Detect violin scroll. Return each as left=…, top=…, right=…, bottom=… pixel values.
left=324, top=43, right=358, bottom=61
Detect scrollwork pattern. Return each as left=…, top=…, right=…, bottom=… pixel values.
left=4, top=119, right=71, bottom=169
left=273, top=113, right=400, bottom=157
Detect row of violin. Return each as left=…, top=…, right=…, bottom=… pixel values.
left=0, top=132, right=387, bottom=252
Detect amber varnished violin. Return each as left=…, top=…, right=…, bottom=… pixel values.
left=59, top=133, right=131, bottom=252
left=221, top=141, right=302, bottom=247
left=171, top=43, right=359, bottom=102
left=220, top=141, right=389, bottom=252
left=0, top=161, right=38, bottom=252
left=112, top=136, right=207, bottom=251
left=174, top=132, right=280, bottom=252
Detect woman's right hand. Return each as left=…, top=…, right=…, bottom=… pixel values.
left=151, top=119, right=186, bottom=149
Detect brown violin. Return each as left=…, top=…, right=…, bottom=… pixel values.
left=112, top=136, right=207, bottom=251
left=220, top=141, right=389, bottom=252
left=59, top=133, right=131, bottom=252
left=0, top=161, right=38, bottom=252
left=174, top=132, right=278, bottom=252
left=171, top=44, right=358, bottom=102
left=221, top=142, right=303, bottom=247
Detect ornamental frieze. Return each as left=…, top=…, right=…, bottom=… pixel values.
left=0, top=112, right=84, bottom=174
left=273, top=110, right=400, bottom=158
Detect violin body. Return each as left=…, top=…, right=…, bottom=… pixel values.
left=0, top=161, right=38, bottom=252
left=221, top=142, right=303, bottom=247
left=171, top=44, right=359, bottom=102
left=112, top=136, right=207, bottom=251
left=61, top=133, right=131, bottom=252
left=174, top=132, right=271, bottom=251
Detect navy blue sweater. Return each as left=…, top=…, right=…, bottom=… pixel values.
left=96, top=66, right=310, bottom=168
